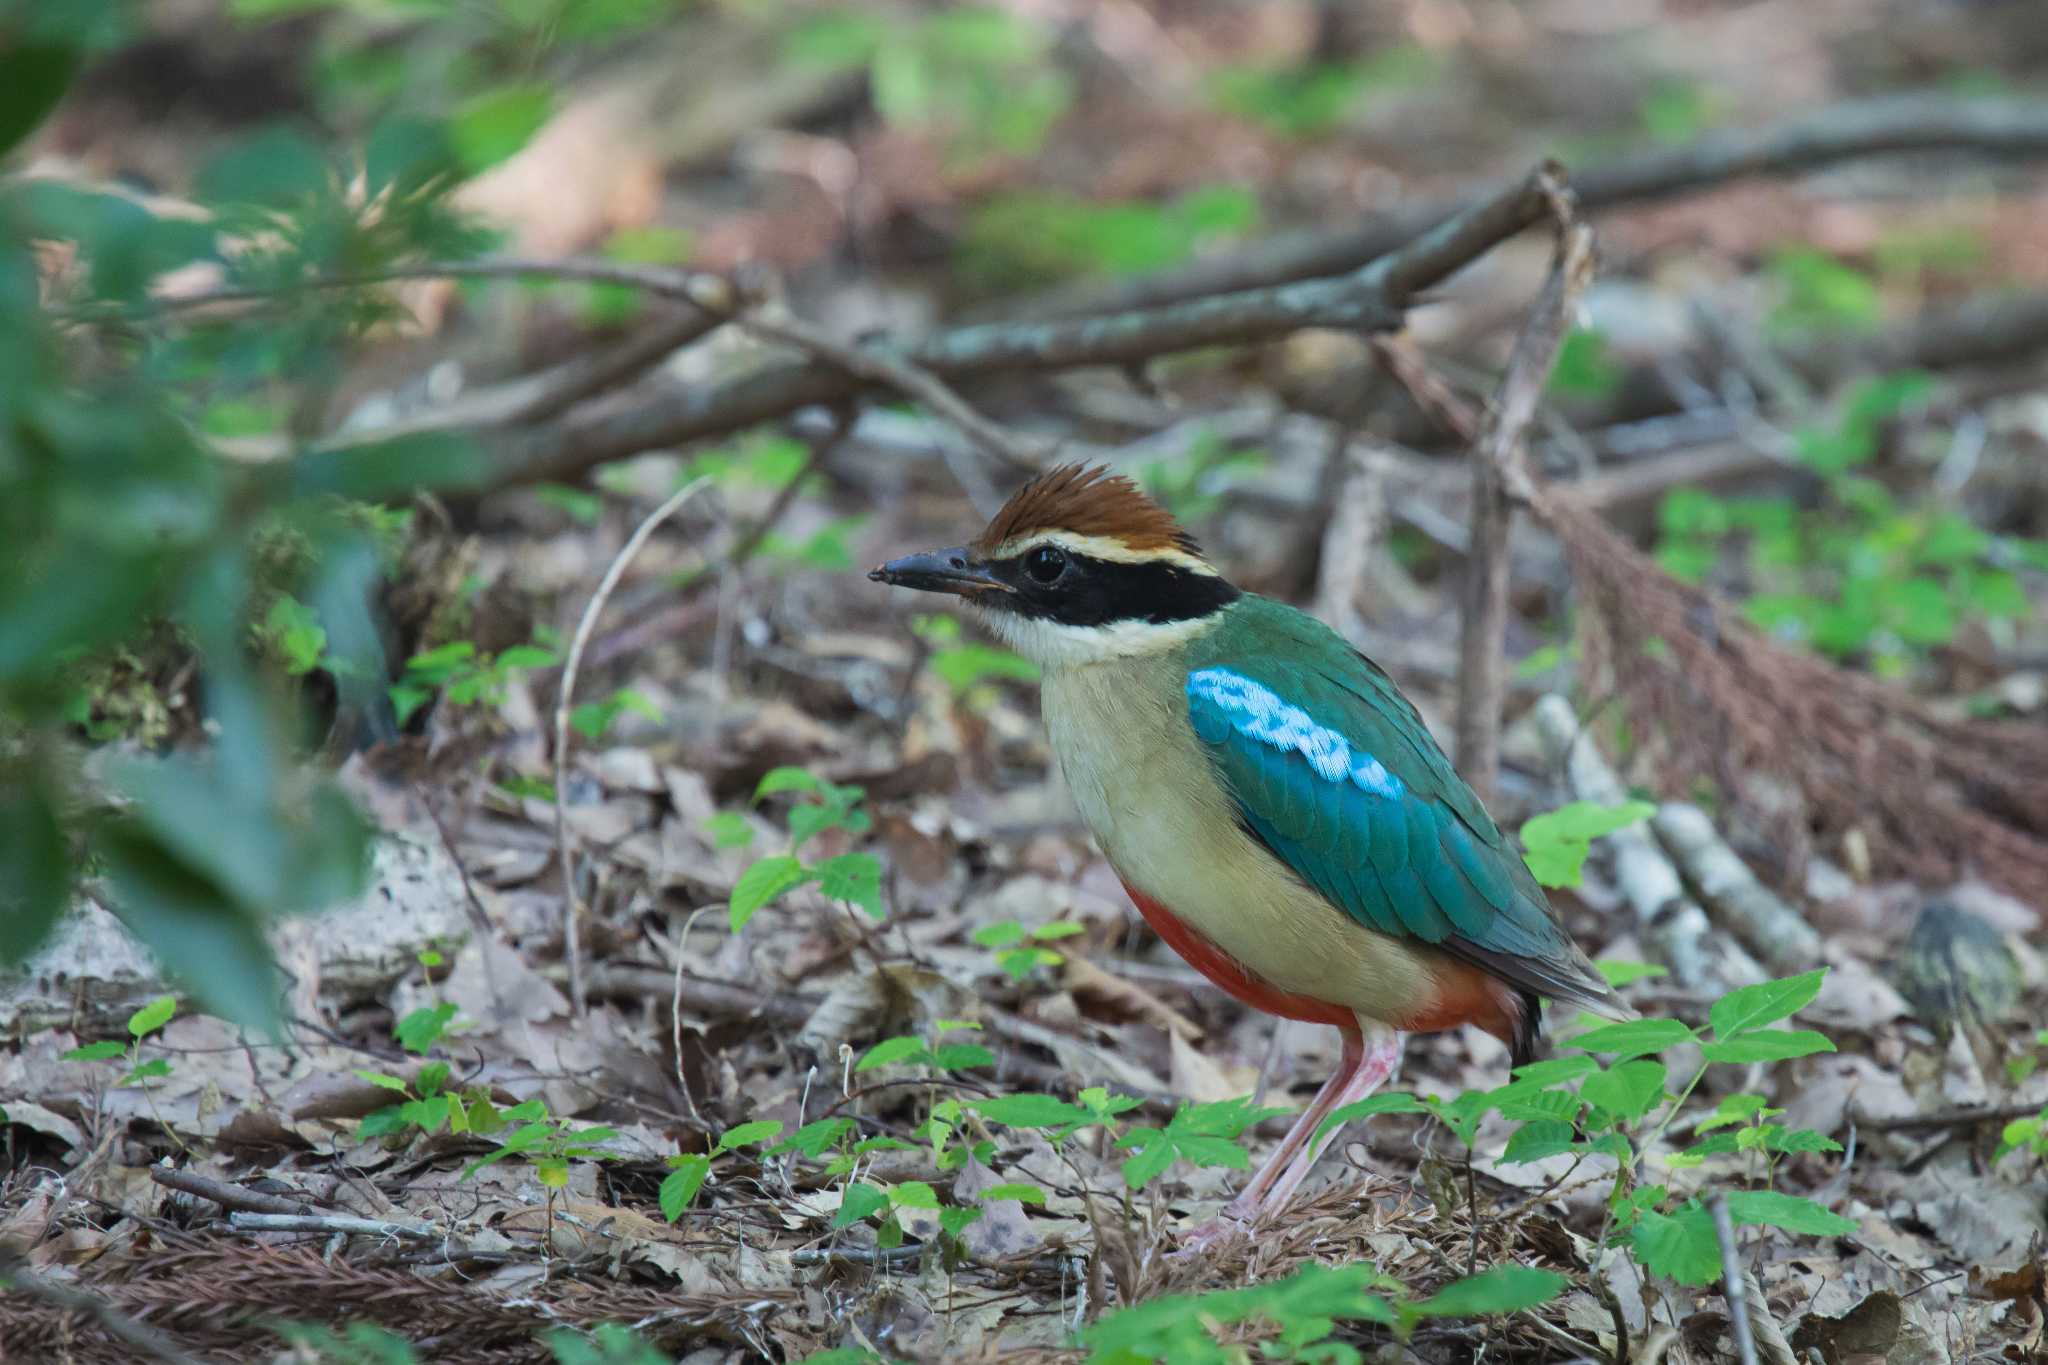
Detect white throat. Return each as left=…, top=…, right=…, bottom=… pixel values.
left=977, top=607, right=1221, bottom=669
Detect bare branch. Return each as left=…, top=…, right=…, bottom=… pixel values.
left=1014, top=93, right=2048, bottom=320
left=486, top=168, right=1559, bottom=487
left=1454, top=180, right=1595, bottom=800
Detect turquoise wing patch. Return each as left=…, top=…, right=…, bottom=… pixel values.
left=1186, top=665, right=1560, bottom=960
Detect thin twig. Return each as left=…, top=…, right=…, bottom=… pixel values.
left=733, top=312, right=1043, bottom=474
left=148, top=1167, right=315, bottom=1216
left=1710, top=1193, right=1760, bottom=1365
left=1454, top=177, right=1595, bottom=800
left=140, top=256, right=743, bottom=316
left=555, top=476, right=716, bottom=1017
left=1849, top=1100, right=2045, bottom=1132
left=227, top=1212, right=440, bottom=1240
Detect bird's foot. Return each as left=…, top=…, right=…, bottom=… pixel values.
left=1168, top=1208, right=1259, bottom=1257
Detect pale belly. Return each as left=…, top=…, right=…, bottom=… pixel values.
left=1041, top=662, right=1435, bottom=1024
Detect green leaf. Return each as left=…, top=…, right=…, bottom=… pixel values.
left=714, top=1120, right=785, bottom=1155
left=1631, top=1205, right=1723, bottom=1285
left=1710, top=970, right=1827, bottom=1039
left=1580, top=1059, right=1668, bottom=1121
left=812, top=852, right=883, bottom=918
left=1596, top=960, right=1669, bottom=988
left=198, top=125, right=328, bottom=206
left=729, top=855, right=805, bottom=932
left=0, top=43, right=81, bottom=159
left=1723, top=1189, right=1855, bottom=1236
left=889, top=1180, right=941, bottom=1210
left=1511, top=1056, right=1600, bottom=1085
left=64, top=1041, right=128, bottom=1062
left=1413, top=1265, right=1568, bottom=1317
left=659, top=1155, right=710, bottom=1221
left=1500, top=1120, right=1577, bottom=1165
left=703, top=811, right=754, bottom=849
left=1311, top=1092, right=1428, bottom=1155
left=971, top=1094, right=1091, bottom=1128
left=976, top=1183, right=1046, bottom=1204
left=1520, top=800, right=1655, bottom=888
left=395, top=1002, right=457, bottom=1054
left=0, top=784, right=69, bottom=963
left=353, top=1070, right=411, bottom=1094
left=120, top=1057, right=171, bottom=1086
left=95, top=822, right=285, bottom=1038
left=832, top=1182, right=889, bottom=1228
left=1566, top=1019, right=1697, bottom=1060
left=857, top=1037, right=928, bottom=1072
left=929, top=1044, right=995, bottom=1072
left=753, top=767, right=823, bottom=800
left=767, top=1118, right=855, bottom=1158
left=1700, top=1030, right=1835, bottom=1064
left=971, top=921, right=1026, bottom=949
left=127, top=994, right=176, bottom=1040
left=450, top=85, right=552, bottom=174
left=1119, top=1133, right=1176, bottom=1191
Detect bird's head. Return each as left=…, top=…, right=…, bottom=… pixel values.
left=869, top=463, right=1241, bottom=667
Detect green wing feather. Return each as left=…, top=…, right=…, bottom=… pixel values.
left=1185, top=596, right=1616, bottom=1012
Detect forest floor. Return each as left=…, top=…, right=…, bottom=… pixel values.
left=4, top=2, right=2048, bottom=1362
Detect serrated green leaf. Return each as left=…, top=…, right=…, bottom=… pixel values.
left=659, top=1156, right=710, bottom=1221
left=971, top=921, right=1026, bottom=949
left=1723, top=1189, right=1855, bottom=1236
left=729, top=855, right=805, bottom=932
left=1169, top=1134, right=1252, bottom=1170
left=832, top=1181, right=888, bottom=1227
left=1413, top=1265, right=1568, bottom=1317
left=930, top=1043, right=995, bottom=1072
left=1500, top=1120, right=1577, bottom=1165
left=1311, top=1092, right=1428, bottom=1155
left=1700, top=1030, right=1835, bottom=1064
left=1567, top=1019, right=1697, bottom=1059
left=889, top=1180, right=941, bottom=1210
left=812, top=852, right=883, bottom=918
left=1709, top=971, right=1828, bottom=1039
left=714, top=1120, right=784, bottom=1155
left=353, top=1070, right=411, bottom=1093
left=1511, top=1056, right=1600, bottom=1085
left=1521, top=800, right=1655, bottom=888
left=65, top=1040, right=128, bottom=1062
left=767, top=1118, right=855, bottom=1158
left=1596, top=960, right=1670, bottom=987
left=1580, top=1059, right=1668, bottom=1121
left=1631, top=1205, right=1723, bottom=1285
left=395, top=1002, right=457, bottom=1054
left=977, top=1183, right=1046, bottom=1204
left=753, top=767, right=823, bottom=800
left=972, top=1094, right=1091, bottom=1128
left=857, top=1036, right=928, bottom=1072
left=1120, top=1134, right=1176, bottom=1191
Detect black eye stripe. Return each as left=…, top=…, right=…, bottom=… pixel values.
left=988, top=549, right=1239, bottom=626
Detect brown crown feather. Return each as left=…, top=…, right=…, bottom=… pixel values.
left=972, top=463, right=1202, bottom=558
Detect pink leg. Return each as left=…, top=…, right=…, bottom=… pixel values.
left=1245, top=1026, right=1403, bottom=1217
left=1176, top=1023, right=1403, bottom=1250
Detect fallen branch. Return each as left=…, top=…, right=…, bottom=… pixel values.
left=149, top=1167, right=316, bottom=1217
left=1530, top=695, right=1767, bottom=993
left=1711, top=1194, right=1762, bottom=1365
left=1651, top=804, right=1821, bottom=974
left=1013, top=93, right=2048, bottom=320
left=227, top=1212, right=441, bottom=1241
left=484, top=168, right=1560, bottom=488
left=1454, top=176, right=1593, bottom=800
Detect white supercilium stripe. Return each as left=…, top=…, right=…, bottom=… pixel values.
left=987, top=531, right=1215, bottom=575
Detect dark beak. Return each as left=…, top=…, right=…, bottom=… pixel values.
left=867, top=545, right=1013, bottom=598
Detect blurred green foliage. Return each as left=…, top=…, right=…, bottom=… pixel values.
left=1654, top=373, right=2043, bottom=675
left=962, top=185, right=1259, bottom=290
left=1209, top=45, right=1442, bottom=139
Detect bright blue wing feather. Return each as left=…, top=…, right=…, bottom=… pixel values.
left=1184, top=613, right=1578, bottom=982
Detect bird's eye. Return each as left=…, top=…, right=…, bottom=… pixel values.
left=1024, top=545, right=1067, bottom=584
